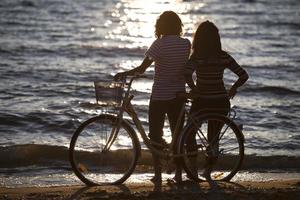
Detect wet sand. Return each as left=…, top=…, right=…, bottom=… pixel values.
left=1, top=179, right=300, bottom=200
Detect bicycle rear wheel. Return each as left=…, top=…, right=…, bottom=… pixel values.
left=179, top=113, right=244, bottom=182
left=69, top=114, right=140, bottom=185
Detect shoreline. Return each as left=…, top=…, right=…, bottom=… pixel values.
left=1, top=179, right=300, bottom=200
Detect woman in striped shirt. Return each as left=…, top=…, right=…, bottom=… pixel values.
left=115, top=11, right=191, bottom=184
left=184, top=21, right=248, bottom=180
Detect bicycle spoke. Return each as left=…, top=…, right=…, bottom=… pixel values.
left=219, top=124, right=229, bottom=140
left=219, top=146, right=240, bottom=154
left=180, top=113, right=244, bottom=182
left=69, top=115, right=139, bottom=185
left=191, top=117, right=209, bottom=144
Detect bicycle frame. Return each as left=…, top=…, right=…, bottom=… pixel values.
left=69, top=75, right=244, bottom=185
left=103, top=75, right=185, bottom=159
left=104, top=75, right=240, bottom=160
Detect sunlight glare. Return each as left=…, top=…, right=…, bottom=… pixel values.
left=106, top=0, right=197, bottom=48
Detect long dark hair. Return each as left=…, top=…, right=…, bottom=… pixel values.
left=155, top=11, right=183, bottom=38
left=191, top=21, right=223, bottom=58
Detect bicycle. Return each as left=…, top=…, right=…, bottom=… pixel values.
left=69, top=75, right=244, bottom=186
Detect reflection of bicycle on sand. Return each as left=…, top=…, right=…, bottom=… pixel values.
left=69, top=75, right=244, bottom=186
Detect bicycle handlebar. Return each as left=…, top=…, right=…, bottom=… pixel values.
left=114, top=73, right=151, bottom=90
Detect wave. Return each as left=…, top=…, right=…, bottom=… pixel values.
left=0, top=111, right=80, bottom=134
left=20, top=1, right=36, bottom=7
left=241, top=86, right=300, bottom=96
left=0, top=144, right=70, bottom=168
left=0, top=47, right=12, bottom=54
left=0, top=144, right=299, bottom=170
left=191, top=9, right=264, bottom=17
left=243, top=64, right=296, bottom=69
left=62, top=44, right=145, bottom=58
left=0, top=44, right=145, bottom=59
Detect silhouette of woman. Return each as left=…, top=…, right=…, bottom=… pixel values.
left=115, top=11, right=191, bottom=183
left=185, top=21, right=249, bottom=180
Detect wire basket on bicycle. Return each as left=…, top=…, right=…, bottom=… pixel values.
left=94, top=80, right=124, bottom=111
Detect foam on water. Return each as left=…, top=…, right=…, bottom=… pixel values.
left=1, top=170, right=300, bottom=188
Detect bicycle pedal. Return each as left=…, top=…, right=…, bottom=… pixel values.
left=212, top=172, right=224, bottom=179
left=78, top=163, right=88, bottom=173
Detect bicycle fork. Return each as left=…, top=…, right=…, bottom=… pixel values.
left=102, top=95, right=135, bottom=152
left=102, top=124, right=120, bottom=153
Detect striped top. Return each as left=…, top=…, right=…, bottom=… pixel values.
left=145, top=35, right=191, bottom=100
left=185, top=52, right=248, bottom=96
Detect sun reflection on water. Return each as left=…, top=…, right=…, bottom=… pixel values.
left=105, top=0, right=204, bottom=48
left=102, top=1, right=212, bottom=95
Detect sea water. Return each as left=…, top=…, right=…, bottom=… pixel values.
left=0, top=0, right=299, bottom=186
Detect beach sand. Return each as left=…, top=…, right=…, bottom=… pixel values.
left=1, top=179, right=300, bottom=200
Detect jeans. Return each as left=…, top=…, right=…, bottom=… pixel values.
left=148, top=97, right=185, bottom=146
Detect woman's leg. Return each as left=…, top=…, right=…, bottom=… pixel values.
left=149, top=99, right=167, bottom=183
left=185, top=100, right=202, bottom=178
left=207, top=97, right=230, bottom=160
left=204, top=97, right=230, bottom=179
left=166, top=98, right=185, bottom=182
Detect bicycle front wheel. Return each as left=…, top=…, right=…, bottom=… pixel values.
left=179, top=113, right=244, bottom=182
left=69, top=114, right=140, bottom=186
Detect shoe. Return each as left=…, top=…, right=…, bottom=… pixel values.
left=173, top=168, right=182, bottom=183
left=187, top=157, right=198, bottom=179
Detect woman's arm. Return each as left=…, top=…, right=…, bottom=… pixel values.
left=228, top=73, right=248, bottom=99
left=227, top=57, right=249, bottom=99
left=184, top=59, right=197, bottom=91
left=231, top=72, right=249, bottom=89
left=135, top=56, right=153, bottom=73
left=114, top=56, right=153, bottom=80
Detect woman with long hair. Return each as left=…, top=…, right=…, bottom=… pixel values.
left=185, top=21, right=248, bottom=180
